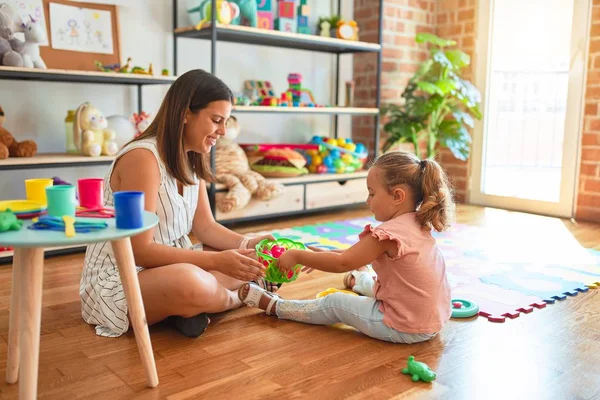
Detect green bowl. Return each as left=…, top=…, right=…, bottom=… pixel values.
left=255, top=238, right=306, bottom=283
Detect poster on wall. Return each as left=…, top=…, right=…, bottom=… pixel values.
left=49, top=1, right=113, bottom=54
left=7, top=0, right=49, bottom=45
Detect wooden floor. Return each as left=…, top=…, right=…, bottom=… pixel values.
left=0, top=205, right=598, bottom=399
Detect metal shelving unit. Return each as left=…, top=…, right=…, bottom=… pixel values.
left=172, top=0, right=383, bottom=223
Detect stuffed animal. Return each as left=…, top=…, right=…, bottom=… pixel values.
left=131, top=111, right=153, bottom=138
left=0, top=3, right=24, bottom=67
left=215, top=116, right=284, bottom=213
left=73, top=102, right=118, bottom=157
left=229, top=0, right=258, bottom=27
left=188, top=0, right=240, bottom=29
left=0, top=105, right=37, bottom=159
left=21, top=15, right=47, bottom=69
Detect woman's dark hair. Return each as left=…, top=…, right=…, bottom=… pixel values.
left=130, top=69, right=233, bottom=185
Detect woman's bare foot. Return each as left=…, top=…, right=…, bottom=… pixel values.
left=238, top=283, right=280, bottom=315
left=343, top=266, right=370, bottom=289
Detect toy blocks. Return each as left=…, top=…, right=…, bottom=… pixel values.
left=257, top=0, right=274, bottom=29
left=297, top=0, right=310, bottom=34
left=275, top=0, right=296, bottom=33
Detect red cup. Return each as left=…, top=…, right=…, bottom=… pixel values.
left=78, top=178, right=104, bottom=209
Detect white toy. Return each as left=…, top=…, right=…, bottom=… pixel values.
left=21, top=15, right=46, bottom=69
left=73, top=102, right=118, bottom=157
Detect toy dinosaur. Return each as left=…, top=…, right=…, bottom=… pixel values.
left=401, top=356, right=436, bottom=383
left=0, top=209, right=22, bottom=232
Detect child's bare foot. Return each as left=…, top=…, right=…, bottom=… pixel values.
left=238, top=282, right=280, bottom=315
left=343, top=266, right=370, bottom=290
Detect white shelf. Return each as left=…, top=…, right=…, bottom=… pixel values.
left=174, top=23, right=382, bottom=54
left=0, top=66, right=176, bottom=85
left=232, top=106, right=378, bottom=115
left=0, top=153, right=116, bottom=170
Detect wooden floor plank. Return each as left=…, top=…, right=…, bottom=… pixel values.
left=0, top=205, right=597, bottom=399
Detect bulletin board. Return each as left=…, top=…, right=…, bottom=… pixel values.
left=36, top=0, right=121, bottom=71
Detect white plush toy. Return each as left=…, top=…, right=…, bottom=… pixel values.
left=21, top=15, right=46, bottom=69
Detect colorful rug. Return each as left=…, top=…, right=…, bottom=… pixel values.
left=252, top=217, right=600, bottom=323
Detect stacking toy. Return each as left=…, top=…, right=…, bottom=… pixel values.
left=450, top=298, right=479, bottom=318
left=255, top=238, right=306, bottom=283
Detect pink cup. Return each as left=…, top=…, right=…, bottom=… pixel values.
left=78, top=178, right=104, bottom=209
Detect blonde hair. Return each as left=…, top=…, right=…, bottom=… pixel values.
left=372, top=151, right=454, bottom=232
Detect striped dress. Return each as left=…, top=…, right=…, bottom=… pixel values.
left=79, top=137, right=200, bottom=337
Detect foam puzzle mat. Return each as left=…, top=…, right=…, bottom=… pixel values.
left=251, top=217, right=600, bottom=323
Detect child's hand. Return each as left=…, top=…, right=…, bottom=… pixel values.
left=277, top=250, right=298, bottom=273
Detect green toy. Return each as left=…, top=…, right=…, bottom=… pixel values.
left=229, top=0, right=258, bottom=27
left=401, top=355, right=436, bottom=383
left=188, top=0, right=257, bottom=29
left=451, top=298, right=479, bottom=318
left=255, top=238, right=305, bottom=284
left=0, top=209, right=23, bottom=232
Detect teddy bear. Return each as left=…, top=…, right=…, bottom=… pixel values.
left=215, top=116, right=284, bottom=213
left=0, top=105, right=37, bottom=159
left=73, top=102, right=118, bottom=157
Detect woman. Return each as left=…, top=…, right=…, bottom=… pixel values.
left=80, top=69, right=275, bottom=338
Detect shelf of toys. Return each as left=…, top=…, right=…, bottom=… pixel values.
left=177, top=1, right=378, bottom=54
left=232, top=73, right=373, bottom=113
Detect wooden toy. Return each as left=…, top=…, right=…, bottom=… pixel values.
left=275, top=0, right=296, bottom=32
left=256, top=0, right=274, bottom=29
left=297, top=0, right=310, bottom=34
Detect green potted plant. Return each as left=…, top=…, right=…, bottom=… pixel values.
left=380, top=33, right=482, bottom=161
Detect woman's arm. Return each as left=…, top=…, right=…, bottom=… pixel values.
left=191, top=180, right=247, bottom=250
left=191, top=180, right=274, bottom=250
left=111, top=149, right=264, bottom=280
left=279, top=235, right=394, bottom=274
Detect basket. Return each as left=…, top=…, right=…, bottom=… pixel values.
left=255, top=238, right=306, bottom=284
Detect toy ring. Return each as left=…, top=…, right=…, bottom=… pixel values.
left=450, top=298, right=479, bottom=318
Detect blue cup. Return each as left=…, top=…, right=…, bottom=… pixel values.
left=113, top=191, right=144, bottom=229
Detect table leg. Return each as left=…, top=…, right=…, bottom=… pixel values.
left=110, top=237, right=159, bottom=388
left=6, top=248, right=23, bottom=384
left=18, top=247, right=45, bottom=400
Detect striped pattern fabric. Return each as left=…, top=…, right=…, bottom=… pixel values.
left=79, top=138, right=199, bottom=337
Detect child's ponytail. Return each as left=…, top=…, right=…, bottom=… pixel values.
left=416, top=158, right=454, bottom=232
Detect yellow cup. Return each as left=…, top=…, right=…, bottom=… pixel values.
left=25, top=178, right=54, bottom=205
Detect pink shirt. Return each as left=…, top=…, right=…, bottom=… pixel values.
left=359, top=212, right=451, bottom=334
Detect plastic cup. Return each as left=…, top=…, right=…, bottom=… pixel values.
left=45, top=185, right=77, bottom=217
left=25, top=178, right=54, bottom=205
left=113, top=191, right=144, bottom=229
left=78, top=178, right=104, bottom=209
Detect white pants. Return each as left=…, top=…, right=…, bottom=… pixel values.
left=275, top=270, right=437, bottom=344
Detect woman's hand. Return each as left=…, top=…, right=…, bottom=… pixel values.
left=246, top=234, right=276, bottom=250
left=214, top=249, right=266, bottom=281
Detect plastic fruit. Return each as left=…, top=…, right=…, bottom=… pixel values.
left=270, top=245, right=286, bottom=258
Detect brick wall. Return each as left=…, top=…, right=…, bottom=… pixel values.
left=353, top=0, right=599, bottom=221
left=352, top=0, right=472, bottom=201
left=577, top=0, right=600, bottom=222
left=352, top=0, right=436, bottom=157
left=434, top=0, right=476, bottom=202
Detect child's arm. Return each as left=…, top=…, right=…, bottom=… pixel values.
left=279, top=235, right=395, bottom=274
